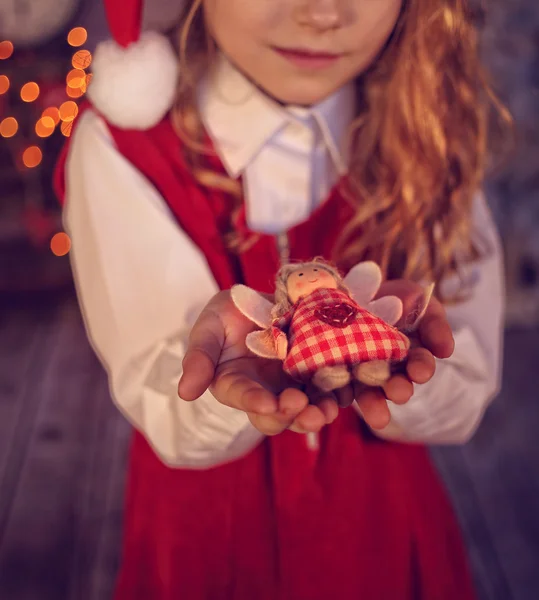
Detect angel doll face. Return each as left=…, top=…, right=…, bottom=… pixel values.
left=287, top=265, right=338, bottom=303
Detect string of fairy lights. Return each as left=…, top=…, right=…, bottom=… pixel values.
left=0, top=28, right=93, bottom=257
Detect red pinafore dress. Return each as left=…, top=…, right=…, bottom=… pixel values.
left=55, top=103, right=478, bottom=600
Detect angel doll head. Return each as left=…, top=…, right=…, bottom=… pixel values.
left=273, top=259, right=350, bottom=317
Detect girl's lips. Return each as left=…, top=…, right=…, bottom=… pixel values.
left=273, top=47, right=342, bottom=69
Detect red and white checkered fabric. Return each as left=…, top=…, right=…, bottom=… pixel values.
left=272, top=288, right=410, bottom=382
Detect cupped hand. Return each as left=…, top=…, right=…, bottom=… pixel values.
left=177, top=291, right=339, bottom=435
left=354, top=279, right=455, bottom=430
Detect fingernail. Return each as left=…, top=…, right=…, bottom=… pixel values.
left=258, top=400, right=277, bottom=415
left=177, top=379, right=186, bottom=400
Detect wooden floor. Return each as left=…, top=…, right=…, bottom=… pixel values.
left=0, top=289, right=538, bottom=600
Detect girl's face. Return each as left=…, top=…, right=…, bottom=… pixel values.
left=286, top=266, right=338, bottom=303
left=203, top=0, right=403, bottom=106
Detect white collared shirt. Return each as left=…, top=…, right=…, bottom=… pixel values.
left=62, top=59, right=504, bottom=468
left=199, top=54, right=354, bottom=234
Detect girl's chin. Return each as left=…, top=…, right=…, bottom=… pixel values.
left=243, top=73, right=336, bottom=107
left=257, top=82, right=337, bottom=108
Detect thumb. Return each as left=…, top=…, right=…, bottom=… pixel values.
left=402, top=282, right=435, bottom=333
left=178, top=309, right=224, bottom=401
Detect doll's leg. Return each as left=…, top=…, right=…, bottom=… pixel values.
left=353, top=361, right=391, bottom=387
left=312, top=366, right=351, bottom=392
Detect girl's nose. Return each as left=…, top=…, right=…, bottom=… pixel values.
left=297, top=0, right=347, bottom=31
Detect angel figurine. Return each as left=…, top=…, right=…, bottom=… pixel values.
left=231, top=258, right=434, bottom=392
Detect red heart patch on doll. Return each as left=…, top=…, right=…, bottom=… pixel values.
left=315, top=302, right=358, bottom=328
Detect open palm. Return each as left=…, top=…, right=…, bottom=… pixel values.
left=178, top=290, right=339, bottom=435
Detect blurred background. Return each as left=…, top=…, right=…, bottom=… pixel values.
left=0, top=1, right=538, bottom=599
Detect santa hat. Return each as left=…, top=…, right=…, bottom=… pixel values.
left=87, top=0, right=181, bottom=130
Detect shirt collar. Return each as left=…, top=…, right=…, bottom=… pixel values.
left=198, top=53, right=356, bottom=178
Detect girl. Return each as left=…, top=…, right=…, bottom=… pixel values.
left=55, top=0, right=508, bottom=598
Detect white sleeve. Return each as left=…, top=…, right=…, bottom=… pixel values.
left=63, top=110, right=263, bottom=468
left=364, top=192, right=505, bottom=445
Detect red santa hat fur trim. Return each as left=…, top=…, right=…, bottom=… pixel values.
left=87, top=0, right=180, bottom=130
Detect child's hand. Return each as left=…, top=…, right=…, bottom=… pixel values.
left=355, top=279, right=455, bottom=430
left=178, top=291, right=339, bottom=436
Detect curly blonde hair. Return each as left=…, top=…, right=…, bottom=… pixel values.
left=170, top=0, right=513, bottom=297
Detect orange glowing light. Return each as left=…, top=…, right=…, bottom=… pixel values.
left=67, top=28, right=87, bottom=47
left=22, top=146, right=43, bottom=168
left=66, top=86, right=84, bottom=99
left=51, top=233, right=72, bottom=257
left=59, top=101, right=78, bottom=122
left=42, top=107, right=61, bottom=126
left=21, top=82, right=40, bottom=102
left=66, top=68, right=86, bottom=89
left=0, top=75, right=9, bottom=95
left=0, top=117, right=18, bottom=138
left=61, top=120, right=73, bottom=137
left=0, top=41, right=14, bottom=60
left=36, top=117, right=56, bottom=138
left=72, top=50, right=92, bottom=70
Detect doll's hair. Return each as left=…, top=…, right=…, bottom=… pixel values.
left=272, top=258, right=350, bottom=318
left=170, top=0, right=513, bottom=299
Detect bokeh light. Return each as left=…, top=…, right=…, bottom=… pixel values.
left=67, top=86, right=84, bottom=99
left=42, top=107, right=61, bottom=126
left=59, top=100, right=79, bottom=122
left=0, top=41, right=14, bottom=60
left=67, top=28, right=87, bottom=47
left=36, top=116, right=56, bottom=138
left=72, top=50, right=92, bottom=70
left=0, top=117, right=18, bottom=138
left=61, top=120, right=73, bottom=137
left=21, top=82, right=40, bottom=102
left=22, top=146, right=43, bottom=168
left=67, top=86, right=86, bottom=99
left=51, top=233, right=72, bottom=257
left=0, top=75, right=9, bottom=95
left=66, top=68, right=86, bottom=89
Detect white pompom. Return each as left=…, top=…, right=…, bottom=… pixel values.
left=87, top=32, right=179, bottom=130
